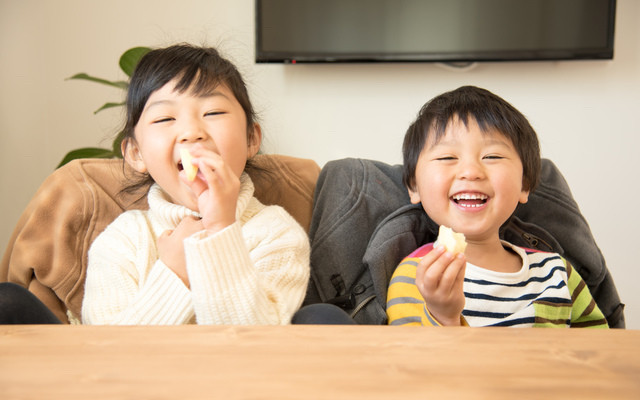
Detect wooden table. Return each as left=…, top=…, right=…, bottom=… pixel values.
left=1, top=325, right=638, bottom=400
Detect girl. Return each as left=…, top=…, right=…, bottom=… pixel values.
left=80, top=44, right=310, bottom=325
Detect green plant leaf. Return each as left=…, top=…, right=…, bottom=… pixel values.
left=60, top=46, right=149, bottom=170
left=66, top=73, right=128, bottom=89
left=119, top=47, right=151, bottom=77
left=57, top=147, right=117, bottom=168
left=94, top=101, right=126, bottom=114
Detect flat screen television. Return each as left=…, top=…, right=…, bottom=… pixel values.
left=255, top=0, right=616, bottom=63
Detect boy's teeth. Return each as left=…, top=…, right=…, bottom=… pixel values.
left=459, top=203, right=483, bottom=208
left=453, top=193, right=487, bottom=200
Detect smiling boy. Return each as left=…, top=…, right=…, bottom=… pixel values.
left=386, top=86, right=608, bottom=328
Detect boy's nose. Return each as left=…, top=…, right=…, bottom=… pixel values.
left=458, top=159, right=485, bottom=181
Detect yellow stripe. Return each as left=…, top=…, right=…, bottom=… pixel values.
left=387, top=257, right=426, bottom=325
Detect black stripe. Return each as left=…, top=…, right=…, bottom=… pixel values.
left=465, top=265, right=566, bottom=288
left=463, top=310, right=512, bottom=319
left=528, top=254, right=563, bottom=269
left=489, top=317, right=537, bottom=327
left=464, top=282, right=569, bottom=302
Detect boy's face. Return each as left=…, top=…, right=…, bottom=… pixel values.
left=409, top=116, right=529, bottom=244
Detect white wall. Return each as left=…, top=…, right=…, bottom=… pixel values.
left=2, top=0, right=639, bottom=328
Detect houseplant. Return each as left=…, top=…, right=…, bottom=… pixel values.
left=57, top=46, right=150, bottom=167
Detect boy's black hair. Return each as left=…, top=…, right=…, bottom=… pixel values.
left=402, top=85, right=540, bottom=193
left=120, top=44, right=260, bottom=192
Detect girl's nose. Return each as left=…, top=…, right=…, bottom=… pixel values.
left=178, top=128, right=206, bottom=143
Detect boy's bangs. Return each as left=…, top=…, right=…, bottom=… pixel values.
left=428, top=113, right=480, bottom=143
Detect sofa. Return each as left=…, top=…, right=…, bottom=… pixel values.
left=0, top=154, right=625, bottom=327
left=0, top=155, right=320, bottom=323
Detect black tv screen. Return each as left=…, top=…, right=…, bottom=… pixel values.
left=256, top=0, right=616, bottom=63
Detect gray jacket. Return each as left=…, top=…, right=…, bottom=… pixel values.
left=305, top=158, right=625, bottom=328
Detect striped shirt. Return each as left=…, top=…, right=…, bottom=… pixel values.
left=386, top=242, right=608, bottom=328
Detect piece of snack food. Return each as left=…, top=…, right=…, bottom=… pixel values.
left=180, top=148, right=198, bottom=181
left=436, top=226, right=467, bottom=255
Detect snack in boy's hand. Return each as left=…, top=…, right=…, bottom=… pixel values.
left=180, top=148, right=198, bottom=181
left=436, top=225, right=467, bottom=255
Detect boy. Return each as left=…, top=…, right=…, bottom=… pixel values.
left=386, top=86, right=608, bottom=328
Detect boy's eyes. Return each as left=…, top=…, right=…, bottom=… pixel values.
left=433, top=155, right=505, bottom=161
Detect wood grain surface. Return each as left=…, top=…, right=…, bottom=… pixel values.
left=1, top=325, right=638, bottom=399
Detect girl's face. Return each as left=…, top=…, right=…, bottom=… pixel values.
left=124, top=78, right=260, bottom=211
left=409, top=116, right=529, bottom=245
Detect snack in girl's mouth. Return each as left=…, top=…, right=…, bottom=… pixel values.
left=436, top=225, right=467, bottom=255
left=180, top=148, right=198, bottom=181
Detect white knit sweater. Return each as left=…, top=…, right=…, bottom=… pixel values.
left=81, top=173, right=310, bottom=325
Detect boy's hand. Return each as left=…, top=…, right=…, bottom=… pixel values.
left=181, top=145, right=240, bottom=234
left=415, top=245, right=466, bottom=326
left=158, top=216, right=204, bottom=288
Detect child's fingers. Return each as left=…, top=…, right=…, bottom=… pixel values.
left=420, top=249, right=455, bottom=293
left=436, top=253, right=466, bottom=295
left=197, top=157, right=239, bottom=197
left=187, top=145, right=225, bottom=170
left=157, top=230, right=172, bottom=246
left=416, top=245, right=445, bottom=274
left=415, top=245, right=445, bottom=291
left=175, top=216, right=204, bottom=235
left=183, top=152, right=230, bottom=195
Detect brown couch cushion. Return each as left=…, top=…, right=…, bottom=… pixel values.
left=0, top=154, right=319, bottom=323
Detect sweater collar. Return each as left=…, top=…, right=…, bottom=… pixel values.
left=147, top=173, right=255, bottom=228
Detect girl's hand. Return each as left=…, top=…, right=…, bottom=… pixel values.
left=415, top=245, right=466, bottom=326
left=157, top=216, right=204, bottom=288
left=181, top=145, right=240, bottom=234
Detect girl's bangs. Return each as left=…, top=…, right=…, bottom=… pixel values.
left=174, top=66, right=223, bottom=97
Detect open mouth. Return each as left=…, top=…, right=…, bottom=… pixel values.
left=451, top=193, right=488, bottom=208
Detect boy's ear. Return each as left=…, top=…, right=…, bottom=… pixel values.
left=122, top=138, right=147, bottom=173
left=247, top=123, right=263, bottom=158
left=519, top=179, right=530, bottom=204
left=408, top=187, right=422, bottom=204
left=519, top=188, right=530, bottom=205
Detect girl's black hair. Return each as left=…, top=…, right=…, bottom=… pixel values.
left=402, top=86, right=540, bottom=193
left=120, top=44, right=260, bottom=193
